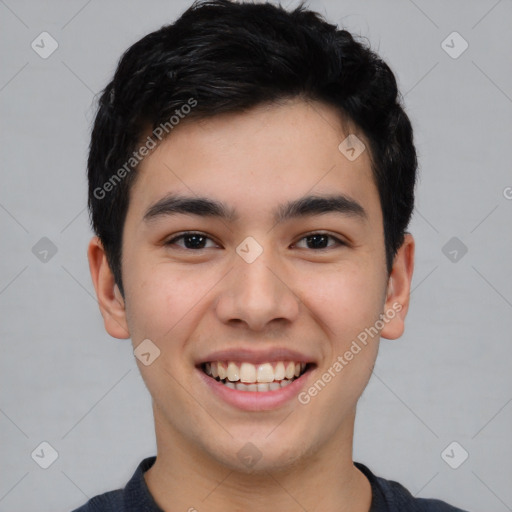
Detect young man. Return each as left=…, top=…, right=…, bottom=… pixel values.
left=77, top=0, right=469, bottom=510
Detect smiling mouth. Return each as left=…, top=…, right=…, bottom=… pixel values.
left=200, top=360, right=312, bottom=392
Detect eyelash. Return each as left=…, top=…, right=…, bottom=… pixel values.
left=165, top=231, right=346, bottom=251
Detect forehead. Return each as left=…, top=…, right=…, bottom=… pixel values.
left=126, top=99, right=382, bottom=227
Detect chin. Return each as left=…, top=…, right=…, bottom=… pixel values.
left=207, top=433, right=312, bottom=474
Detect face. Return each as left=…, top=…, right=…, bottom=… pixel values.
left=89, top=98, right=414, bottom=473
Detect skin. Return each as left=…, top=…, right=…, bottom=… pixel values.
left=88, top=98, right=414, bottom=512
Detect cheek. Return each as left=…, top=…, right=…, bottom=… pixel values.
left=124, top=265, right=206, bottom=392
left=124, top=261, right=200, bottom=342
left=124, top=260, right=233, bottom=362
left=298, top=261, right=386, bottom=340
left=299, top=267, right=383, bottom=420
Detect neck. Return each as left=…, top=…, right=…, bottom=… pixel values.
left=144, top=408, right=372, bottom=512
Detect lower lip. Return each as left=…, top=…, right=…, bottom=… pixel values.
left=197, top=366, right=315, bottom=411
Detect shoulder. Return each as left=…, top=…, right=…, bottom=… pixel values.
left=382, top=477, right=468, bottom=511
left=69, top=456, right=158, bottom=512
left=355, top=462, right=470, bottom=512
left=70, top=489, right=123, bottom=512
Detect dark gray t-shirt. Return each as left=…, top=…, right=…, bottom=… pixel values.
left=71, top=457, right=469, bottom=511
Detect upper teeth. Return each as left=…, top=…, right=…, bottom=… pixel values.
left=204, top=361, right=306, bottom=383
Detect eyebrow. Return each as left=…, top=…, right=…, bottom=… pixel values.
left=143, top=193, right=367, bottom=224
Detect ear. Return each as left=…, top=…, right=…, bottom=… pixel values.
left=87, top=236, right=130, bottom=339
left=380, top=233, right=415, bottom=340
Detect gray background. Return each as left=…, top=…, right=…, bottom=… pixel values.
left=1, top=0, right=511, bottom=510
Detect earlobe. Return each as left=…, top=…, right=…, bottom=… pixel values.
left=380, top=233, right=415, bottom=340
left=87, top=236, right=130, bottom=339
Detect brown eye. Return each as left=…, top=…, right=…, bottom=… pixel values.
left=166, top=232, right=217, bottom=250
left=294, top=233, right=345, bottom=250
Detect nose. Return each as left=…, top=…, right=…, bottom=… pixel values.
left=214, top=246, right=300, bottom=332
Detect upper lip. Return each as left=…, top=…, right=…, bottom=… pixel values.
left=196, top=347, right=316, bottom=366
